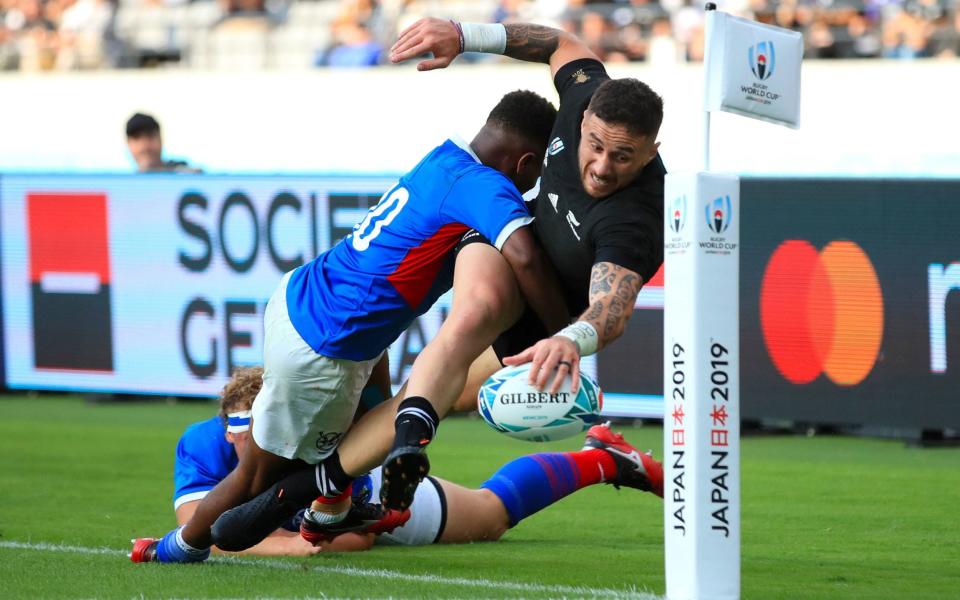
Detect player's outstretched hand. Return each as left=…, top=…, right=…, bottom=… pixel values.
left=504, top=336, right=581, bottom=395
left=389, top=17, right=460, bottom=71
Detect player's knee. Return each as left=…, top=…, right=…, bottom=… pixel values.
left=210, top=509, right=253, bottom=552
left=448, top=289, right=514, bottom=335
left=480, top=489, right=510, bottom=541
left=486, top=520, right=508, bottom=542
left=209, top=514, right=237, bottom=550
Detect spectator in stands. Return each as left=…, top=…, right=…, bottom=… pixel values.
left=927, top=10, right=960, bottom=56
left=5, top=0, right=58, bottom=71
left=672, top=0, right=703, bottom=61
left=836, top=13, right=882, bottom=58
left=3, top=0, right=959, bottom=69
left=125, top=112, right=200, bottom=173
left=319, top=20, right=383, bottom=66
left=580, top=9, right=611, bottom=59
left=56, top=0, right=114, bottom=69
left=616, top=21, right=649, bottom=62
left=647, top=17, right=679, bottom=65
left=806, top=17, right=838, bottom=58
left=316, top=0, right=384, bottom=67
left=219, top=0, right=266, bottom=20
left=882, top=9, right=930, bottom=58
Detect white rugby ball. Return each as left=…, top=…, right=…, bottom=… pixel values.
left=477, top=363, right=603, bottom=442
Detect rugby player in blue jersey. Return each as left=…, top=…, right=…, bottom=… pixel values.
left=135, top=366, right=662, bottom=560
left=167, top=367, right=322, bottom=557
left=202, top=24, right=669, bottom=548
left=131, top=90, right=572, bottom=563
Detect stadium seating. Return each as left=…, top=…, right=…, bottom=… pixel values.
left=0, top=0, right=957, bottom=71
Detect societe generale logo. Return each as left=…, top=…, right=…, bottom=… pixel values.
left=748, top=41, right=776, bottom=81
left=759, top=240, right=883, bottom=386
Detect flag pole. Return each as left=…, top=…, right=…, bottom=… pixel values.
left=702, top=2, right=717, bottom=172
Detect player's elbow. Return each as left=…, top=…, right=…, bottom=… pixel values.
left=551, top=31, right=600, bottom=70
left=557, top=30, right=585, bottom=53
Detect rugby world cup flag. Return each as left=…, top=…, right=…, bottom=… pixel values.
left=705, top=11, right=802, bottom=128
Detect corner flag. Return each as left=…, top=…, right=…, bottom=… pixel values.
left=704, top=11, right=803, bottom=128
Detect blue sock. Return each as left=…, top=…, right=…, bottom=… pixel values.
left=155, top=527, right=210, bottom=563
left=480, top=452, right=582, bottom=527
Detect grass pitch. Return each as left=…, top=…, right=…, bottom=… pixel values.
left=0, top=395, right=958, bottom=599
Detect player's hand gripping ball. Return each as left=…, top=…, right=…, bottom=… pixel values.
left=478, top=364, right=603, bottom=442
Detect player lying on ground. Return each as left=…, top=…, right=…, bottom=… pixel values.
left=132, top=367, right=663, bottom=560
left=130, top=90, right=570, bottom=564
left=210, top=19, right=670, bottom=545
left=168, top=367, right=322, bottom=557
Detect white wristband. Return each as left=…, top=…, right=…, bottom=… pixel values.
left=460, top=23, right=507, bottom=54
left=556, top=321, right=599, bottom=356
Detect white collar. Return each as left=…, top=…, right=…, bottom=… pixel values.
left=450, top=135, right=481, bottom=164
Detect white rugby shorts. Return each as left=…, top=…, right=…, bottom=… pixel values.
left=367, top=467, right=447, bottom=546
left=252, top=271, right=383, bottom=464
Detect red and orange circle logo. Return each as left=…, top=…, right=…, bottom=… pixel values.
left=760, top=240, right=884, bottom=386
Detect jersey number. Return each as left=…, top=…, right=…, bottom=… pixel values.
left=351, top=186, right=409, bottom=251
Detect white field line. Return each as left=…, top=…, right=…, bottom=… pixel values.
left=0, top=540, right=663, bottom=600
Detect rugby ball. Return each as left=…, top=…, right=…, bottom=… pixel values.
left=477, top=364, right=603, bottom=442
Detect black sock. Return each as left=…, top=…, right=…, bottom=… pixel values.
left=272, top=451, right=353, bottom=502
left=394, top=396, right=440, bottom=448
left=314, top=450, right=353, bottom=499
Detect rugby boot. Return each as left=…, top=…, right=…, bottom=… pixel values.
left=129, top=538, right=158, bottom=563
left=300, top=501, right=411, bottom=545
left=129, top=528, right=210, bottom=563
left=583, top=422, right=664, bottom=497
left=379, top=421, right=431, bottom=511
left=210, top=481, right=310, bottom=551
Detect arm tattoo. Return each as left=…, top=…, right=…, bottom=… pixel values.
left=583, top=300, right=604, bottom=322
left=504, top=24, right=560, bottom=64
left=580, top=262, right=643, bottom=349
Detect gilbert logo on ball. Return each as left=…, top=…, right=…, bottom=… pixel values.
left=477, top=364, right=602, bottom=442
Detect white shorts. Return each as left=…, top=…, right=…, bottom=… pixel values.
left=364, top=467, right=446, bottom=546
left=252, top=271, right=383, bottom=464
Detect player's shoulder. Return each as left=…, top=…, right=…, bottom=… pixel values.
left=554, top=58, right=610, bottom=102
left=178, top=416, right=227, bottom=454
left=413, top=138, right=506, bottom=189
left=440, top=143, right=520, bottom=199
left=424, top=138, right=479, bottom=172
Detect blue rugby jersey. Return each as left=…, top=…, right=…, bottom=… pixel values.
left=287, top=137, right=532, bottom=361
left=173, top=416, right=237, bottom=509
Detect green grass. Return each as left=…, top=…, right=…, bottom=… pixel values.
left=0, top=395, right=957, bottom=599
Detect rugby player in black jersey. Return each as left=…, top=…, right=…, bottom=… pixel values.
left=389, top=18, right=666, bottom=400
left=323, top=21, right=669, bottom=514
left=196, top=24, right=666, bottom=549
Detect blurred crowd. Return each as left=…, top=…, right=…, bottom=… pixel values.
left=1, top=0, right=957, bottom=71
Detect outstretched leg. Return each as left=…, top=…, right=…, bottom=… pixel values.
left=479, top=424, right=663, bottom=528
left=380, top=243, right=524, bottom=509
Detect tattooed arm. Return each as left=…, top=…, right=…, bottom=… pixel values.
left=388, top=18, right=597, bottom=76
left=502, top=24, right=598, bottom=77
left=504, top=262, right=643, bottom=394
left=577, top=262, right=643, bottom=349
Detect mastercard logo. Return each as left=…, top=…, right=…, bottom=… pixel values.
left=760, top=240, right=884, bottom=386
